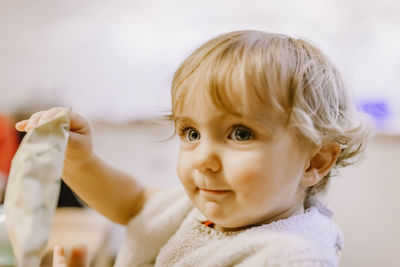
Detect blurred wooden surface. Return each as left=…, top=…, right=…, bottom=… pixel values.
left=41, top=208, right=113, bottom=267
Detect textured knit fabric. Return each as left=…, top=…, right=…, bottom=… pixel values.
left=114, top=188, right=343, bottom=267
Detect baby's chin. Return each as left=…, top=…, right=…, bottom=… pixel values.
left=195, top=200, right=243, bottom=230
left=202, top=201, right=224, bottom=220
left=193, top=197, right=228, bottom=222
left=189, top=190, right=256, bottom=230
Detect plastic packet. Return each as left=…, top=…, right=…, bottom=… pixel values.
left=4, top=111, right=70, bottom=267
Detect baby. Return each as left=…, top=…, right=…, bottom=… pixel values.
left=17, top=30, right=369, bottom=266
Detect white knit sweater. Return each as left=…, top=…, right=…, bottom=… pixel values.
left=114, top=188, right=343, bottom=267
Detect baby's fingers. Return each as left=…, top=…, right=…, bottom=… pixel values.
left=53, top=245, right=67, bottom=267
left=15, top=110, right=45, bottom=132
left=68, top=244, right=88, bottom=267
left=15, top=120, right=29, bottom=131
left=15, top=108, right=69, bottom=132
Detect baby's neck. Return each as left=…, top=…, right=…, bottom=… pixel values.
left=214, top=204, right=305, bottom=232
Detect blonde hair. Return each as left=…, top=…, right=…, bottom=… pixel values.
left=171, top=30, right=370, bottom=196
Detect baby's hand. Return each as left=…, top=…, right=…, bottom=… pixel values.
left=52, top=245, right=88, bottom=267
left=16, top=107, right=85, bottom=133
left=16, top=107, right=94, bottom=168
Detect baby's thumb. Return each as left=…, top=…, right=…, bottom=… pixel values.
left=68, top=244, right=88, bottom=267
left=69, top=111, right=91, bottom=135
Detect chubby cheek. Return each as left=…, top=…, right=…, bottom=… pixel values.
left=239, top=176, right=266, bottom=204
left=227, top=153, right=279, bottom=207
left=230, top=167, right=258, bottom=189
left=176, top=153, right=186, bottom=183
left=177, top=151, right=194, bottom=191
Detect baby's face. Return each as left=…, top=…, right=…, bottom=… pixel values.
left=175, top=95, right=312, bottom=230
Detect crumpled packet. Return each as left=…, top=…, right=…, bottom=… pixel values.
left=4, top=111, right=70, bottom=267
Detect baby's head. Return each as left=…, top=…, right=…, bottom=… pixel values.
left=171, top=30, right=369, bottom=229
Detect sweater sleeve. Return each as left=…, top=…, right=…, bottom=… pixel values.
left=114, top=187, right=193, bottom=267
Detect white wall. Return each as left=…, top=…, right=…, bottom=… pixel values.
left=1, top=0, right=400, bottom=131
left=328, top=135, right=400, bottom=267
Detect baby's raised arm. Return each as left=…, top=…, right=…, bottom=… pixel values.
left=16, top=107, right=150, bottom=225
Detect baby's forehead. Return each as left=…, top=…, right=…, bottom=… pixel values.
left=175, top=85, right=287, bottom=123
left=174, top=102, right=285, bottom=133
left=172, top=68, right=291, bottom=134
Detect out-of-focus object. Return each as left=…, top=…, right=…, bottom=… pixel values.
left=0, top=114, right=19, bottom=203
left=4, top=111, right=70, bottom=267
left=40, top=207, right=113, bottom=267
left=359, top=99, right=400, bottom=135
left=0, top=115, right=19, bottom=176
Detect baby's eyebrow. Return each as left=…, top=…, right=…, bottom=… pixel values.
left=174, top=116, right=195, bottom=125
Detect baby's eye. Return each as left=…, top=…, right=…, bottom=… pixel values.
left=228, top=126, right=254, bottom=141
left=186, top=128, right=201, bottom=142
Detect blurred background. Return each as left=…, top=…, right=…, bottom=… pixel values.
left=1, top=0, right=399, bottom=266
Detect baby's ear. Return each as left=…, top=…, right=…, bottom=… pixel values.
left=301, top=142, right=341, bottom=187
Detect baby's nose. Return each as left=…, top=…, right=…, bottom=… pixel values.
left=193, top=141, right=222, bottom=173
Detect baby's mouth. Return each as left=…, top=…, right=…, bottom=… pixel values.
left=199, top=188, right=229, bottom=193
left=198, top=188, right=231, bottom=198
